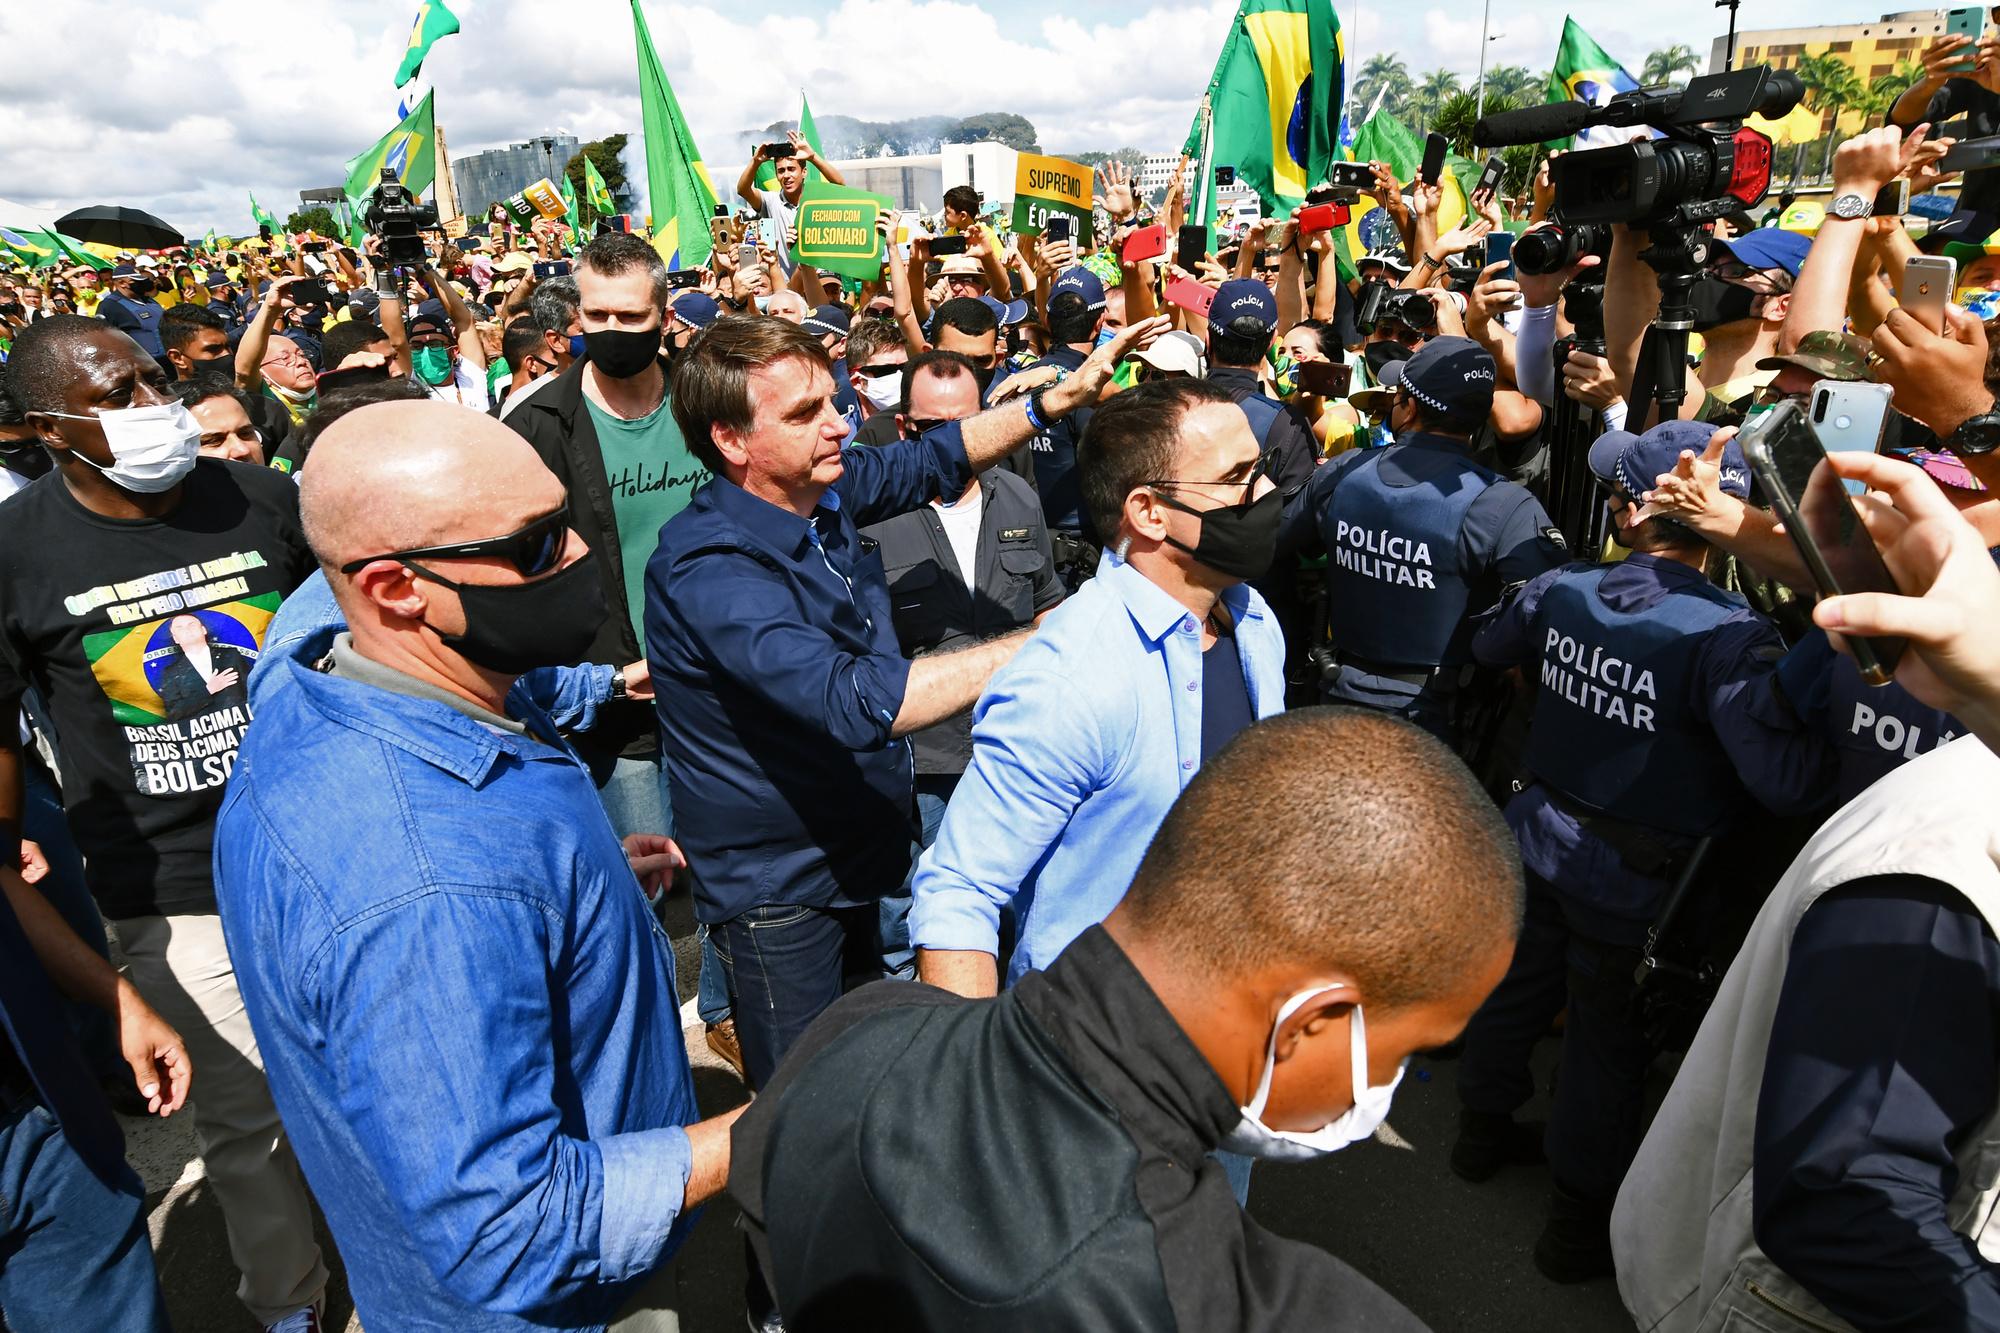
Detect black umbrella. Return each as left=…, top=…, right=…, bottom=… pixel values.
left=54, top=205, right=183, bottom=252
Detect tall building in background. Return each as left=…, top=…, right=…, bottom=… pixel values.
left=450, top=134, right=581, bottom=214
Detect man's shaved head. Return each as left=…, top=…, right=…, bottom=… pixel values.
left=1120, top=708, right=1523, bottom=1010
left=299, top=401, right=564, bottom=579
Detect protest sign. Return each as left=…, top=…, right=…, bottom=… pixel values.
left=496, top=178, right=567, bottom=226
left=1011, top=152, right=1090, bottom=237
left=792, top=179, right=891, bottom=280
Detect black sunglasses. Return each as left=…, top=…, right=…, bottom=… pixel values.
left=341, top=503, right=570, bottom=578
left=855, top=362, right=904, bottom=378
left=904, top=417, right=952, bottom=435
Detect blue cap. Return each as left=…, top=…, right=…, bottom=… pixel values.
left=801, top=302, right=850, bottom=337
left=203, top=270, right=233, bottom=289
left=1715, top=228, right=1811, bottom=279
left=110, top=263, right=140, bottom=279
left=1588, top=418, right=1751, bottom=500
left=1212, top=279, right=1279, bottom=333
left=407, top=300, right=450, bottom=333
left=1050, top=267, right=1106, bottom=311
left=980, top=294, right=1030, bottom=327
left=1377, top=335, right=1495, bottom=430
left=671, top=291, right=720, bottom=330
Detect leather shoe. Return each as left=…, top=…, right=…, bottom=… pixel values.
left=705, top=1019, right=746, bottom=1079
left=1449, top=1109, right=1545, bottom=1183
left=1532, top=1182, right=1615, bottom=1283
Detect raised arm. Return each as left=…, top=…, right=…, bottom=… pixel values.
left=736, top=144, right=769, bottom=212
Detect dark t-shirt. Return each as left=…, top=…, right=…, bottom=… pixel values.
left=1201, top=621, right=1254, bottom=761
left=0, top=460, right=314, bottom=918
left=1919, top=80, right=2000, bottom=219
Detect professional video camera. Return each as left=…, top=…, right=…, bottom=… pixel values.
left=364, top=167, right=438, bottom=266
left=1472, top=65, right=1805, bottom=232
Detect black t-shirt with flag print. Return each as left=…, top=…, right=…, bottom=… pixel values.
left=0, top=458, right=313, bottom=919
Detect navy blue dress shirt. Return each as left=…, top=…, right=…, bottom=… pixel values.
left=647, top=425, right=975, bottom=924
left=1754, top=874, right=2000, bottom=1332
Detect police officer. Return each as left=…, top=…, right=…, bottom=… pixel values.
left=1451, top=418, right=1830, bottom=1284
left=861, top=348, right=1064, bottom=974
left=1763, top=627, right=1962, bottom=808
left=1277, top=334, right=1568, bottom=740
left=96, top=263, right=167, bottom=360
left=1024, top=268, right=1107, bottom=589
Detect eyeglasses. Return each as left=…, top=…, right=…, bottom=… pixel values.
left=340, top=503, right=571, bottom=578
left=904, top=417, right=952, bottom=435
left=855, top=362, right=904, bottom=378
left=1145, top=450, right=1278, bottom=504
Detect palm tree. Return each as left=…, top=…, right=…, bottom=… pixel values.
left=1481, top=65, right=1540, bottom=104
left=1868, top=59, right=1923, bottom=125
left=1355, top=52, right=1413, bottom=119
left=1642, top=44, right=1702, bottom=86
left=1411, top=68, right=1464, bottom=130
left=1436, top=91, right=1515, bottom=159
left=1797, top=51, right=1865, bottom=178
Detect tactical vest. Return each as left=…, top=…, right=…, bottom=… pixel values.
left=1822, top=660, right=1961, bottom=807
left=1524, top=565, right=1747, bottom=838
left=1236, top=393, right=1282, bottom=449
left=1321, top=447, right=1490, bottom=667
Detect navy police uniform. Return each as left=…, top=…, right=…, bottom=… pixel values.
left=1458, top=542, right=1829, bottom=1219
left=1763, top=627, right=1963, bottom=808
left=1279, top=432, right=1565, bottom=738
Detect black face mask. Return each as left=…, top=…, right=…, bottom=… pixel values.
left=1364, top=340, right=1412, bottom=381
left=0, top=439, right=51, bottom=481
left=972, top=362, right=996, bottom=397
left=129, top=279, right=156, bottom=298
left=1689, top=276, right=1761, bottom=332
left=1153, top=487, right=1282, bottom=582
left=582, top=326, right=663, bottom=379
left=420, top=551, right=610, bottom=676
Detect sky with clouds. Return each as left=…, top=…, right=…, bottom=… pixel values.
left=2, top=0, right=1851, bottom=234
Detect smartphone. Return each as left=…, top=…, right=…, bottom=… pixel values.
left=1902, top=254, right=1957, bottom=332
left=1176, top=224, right=1207, bottom=273
left=760, top=142, right=795, bottom=160
left=1938, top=135, right=2000, bottom=174
left=1945, top=6, right=1984, bottom=74
left=1475, top=155, right=1505, bottom=198
left=533, top=260, right=571, bottom=279
left=300, top=240, right=328, bottom=254
left=1296, top=360, right=1352, bottom=397
left=664, top=268, right=704, bottom=290
left=1327, top=161, right=1375, bottom=191
left=1044, top=215, right=1073, bottom=245
left=1295, top=202, right=1349, bottom=233
left=735, top=242, right=759, bottom=267
left=1122, top=224, right=1167, bottom=262
left=1810, top=380, right=1897, bottom=484
left=713, top=203, right=728, bottom=219
left=1215, top=166, right=1237, bottom=187
left=1165, top=276, right=1217, bottom=317
left=1872, top=178, right=1912, bottom=218
left=1420, top=132, right=1449, bottom=187
left=1739, top=401, right=1906, bottom=685
left=1484, top=230, right=1516, bottom=282
left=928, top=234, right=968, bottom=256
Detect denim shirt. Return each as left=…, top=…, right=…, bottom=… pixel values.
left=214, top=659, right=700, bottom=1332
left=247, top=567, right=614, bottom=728
left=909, top=552, right=1286, bottom=984
left=647, top=426, right=973, bottom=923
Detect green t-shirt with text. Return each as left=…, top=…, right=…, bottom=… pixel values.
left=583, top=392, right=709, bottom=641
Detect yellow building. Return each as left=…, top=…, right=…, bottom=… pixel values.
left=1709, top=8, right=1958, bottom=142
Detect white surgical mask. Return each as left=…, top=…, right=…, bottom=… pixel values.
left=861, top=370, right=903, bottom=412
left=1218, top=988, right=1405, bottom=1161
left=46, top=401, right=202, bottom=494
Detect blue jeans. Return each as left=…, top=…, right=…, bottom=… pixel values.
left=694, top=926, right=731, bottom=1026
left=712, top=902, right=880, bottom=1090
left=0, top=1102, right=168, bottom=1333
left=880, top=774, right=959, bottom=982
left=22, top=762, right=119, bottom=1081
left=593, top=748, right=675, bottom=841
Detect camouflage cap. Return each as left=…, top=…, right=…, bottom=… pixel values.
left=1755, top=329, right=1874, bottom=383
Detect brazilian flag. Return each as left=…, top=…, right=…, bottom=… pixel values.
left=343, top=91, right=437, bottom=214
left=630, top=0, right=718, bottom=270
left=1181, top=0, right=1344, bottom=214
left=584, top=157, right=616, bottom=216
left=395, top=0, right=461, bottom=89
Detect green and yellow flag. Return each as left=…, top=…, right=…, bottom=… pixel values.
left=249, top=193, right=276, bottom=231
left=559, top=171, right=584, bottom=236
left=754, top=91, right=825, bottom=189
left=1336, top=111, right=1469, bottom=262
left=1546, top=17, right=1640, bottom=149
left=631, top=0, right=718, bottom=270
left=583, top=156, right=616, bottom=215
left=395, top=0, right=461, bottom=89
left=1182, top=0, right=1345, bottom=214
left=343, top=90, right=437, bottom=213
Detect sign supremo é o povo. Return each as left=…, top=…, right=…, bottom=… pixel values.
left=1011, top=151, right=1091, bottom=237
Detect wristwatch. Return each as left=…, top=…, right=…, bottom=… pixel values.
left=1827, top=192, right=1874, bottom=222
left=609, top=668, right=629, bottom=701
left=1946, top=408, right=2000, bottom=456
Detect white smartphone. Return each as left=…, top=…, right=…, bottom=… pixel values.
left=1810, top=380, right=1896, bottom=494
left=1901, top=254, right=1957, bottom=333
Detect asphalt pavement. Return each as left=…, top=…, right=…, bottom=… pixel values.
left=129, top=891, right=1639, bottom=1332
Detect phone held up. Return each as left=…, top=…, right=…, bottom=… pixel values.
left=1901, top=254, right=1957, bottom=334
left=1738, top=400, right=1907, bottom=685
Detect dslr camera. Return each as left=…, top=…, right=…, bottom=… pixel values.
left=1515, top=220, right=1612, bottom=276
left=1354, top=280, right=1437, bottom=336
left=1475, top=65, right=1804, bottom=231
left=364, top=167, right=438, bottom=266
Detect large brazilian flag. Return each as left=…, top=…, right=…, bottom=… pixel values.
left=1181, top=0, right=1345, bottom=215
left=343, top=91, right=437, bottom=213
left=1547, top=17, right=1640, bottom=150
left=631, top=0, right=719, bottom=270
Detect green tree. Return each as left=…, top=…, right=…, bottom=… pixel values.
left=1411, top=68, right=1464, bottom=131
left=1867, top=60, right=1924, bottom=125
left=955, top=112, right=1041, bottom=152
left=1481, top=65, right=1540, bottom=104
left=1642, top=44, right=1702, bottom=86
left=1435, top=91, right=1515, bottom=159
left=1355, top=52, right=1412, bottom=117
left=1500, top=143, right=1540, bottom=201
left=1797, top=52, right=1864, bottom=178
left=284, top=205, right=339, bottom=237
left=564, top=134, right=629, bottom=212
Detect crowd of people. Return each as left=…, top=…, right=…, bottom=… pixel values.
left=10, top=32, right=2000, bottom=1331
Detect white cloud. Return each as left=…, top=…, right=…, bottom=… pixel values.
left=0, top=0, right=1864, bottom=235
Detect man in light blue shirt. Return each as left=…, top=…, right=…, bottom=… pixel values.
left=912, top=379, right=1288, bottom=997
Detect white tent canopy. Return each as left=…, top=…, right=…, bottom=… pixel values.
left=0, top=195, right=60, bottom=232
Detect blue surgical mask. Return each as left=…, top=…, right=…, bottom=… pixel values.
left=1094, top=326, right=1117, bottom=351
left=568, top=332, right=587, bottom=360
